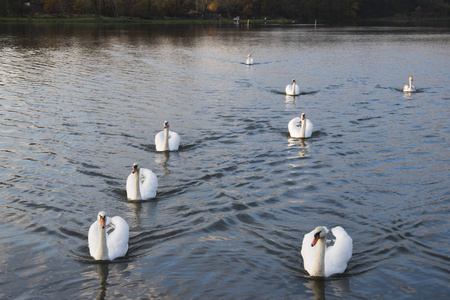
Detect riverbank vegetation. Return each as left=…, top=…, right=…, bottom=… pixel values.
left=1, top=0, right=449, bottom=25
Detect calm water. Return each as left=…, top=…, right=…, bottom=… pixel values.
left=1, top=23, right=449, bottom=299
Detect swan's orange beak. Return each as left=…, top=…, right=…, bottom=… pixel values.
left=100, top=218, right=105, bottom=229
left=311, top=233, right=319, bottom=247
left=132, top=165, right=138, bottom=174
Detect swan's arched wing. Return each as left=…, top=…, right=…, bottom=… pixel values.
left=286, top=84, right=300, bottom=95
left=155, top=131, right=164, bottom=151
left=88, top=221, right=99, bottom=258
left=285, top=84, right=292, bottom=95
left=301, top=229, right=316, bottom=275
left=288, top=117, right=302, bottom=138
left=305, top=119, right=314, bottom=138
left=126, top=173, right=136, bottom=200
left=139, top=168, right=158, bottom=199
left=324, top=226, right=353, bottom=277
left=168, top=131, right=180, bottom=151
left=107, top=216, right=129, bottom=260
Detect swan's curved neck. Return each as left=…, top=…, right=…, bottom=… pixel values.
left=98, top=224, right=109, bottom=260
left=409, top=77, right=413, bottom=88
left=300, top=119, right=306, bottom=137
left=312, top=238, right=326, bottom=276
left=163, top=127, right=169, bottom=151
left=134, top=169, right=141, bottom=200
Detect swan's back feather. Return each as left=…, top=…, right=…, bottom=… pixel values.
left=288, top=117, right=314, bottom=138
left=285, top=83, right=300, bottom=96
left=139, top=168, right=158, bottom=199
left=88, top=216, right=129, bottom=260
left=403, top=85, right=416, bottom=92
left=106, top=216, right=129, bottom=260
left=155, top=131, right=165, bottom=151
left=168, top=131, right=180, bottom=151
left=324, top=226, right=353, bottom=277
left=301, top=226, right=352, bottom=277
left=155, top=130, right=180, bottom=151
left=126, top=168, right=158, bottom=200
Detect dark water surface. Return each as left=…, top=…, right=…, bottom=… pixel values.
left=1, top=23, right=449, bottom=299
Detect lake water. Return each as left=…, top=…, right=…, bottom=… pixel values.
left=1, top=22, right=449, bottom=299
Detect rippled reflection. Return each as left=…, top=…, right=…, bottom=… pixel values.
left=96, top=263, right=109, bottom=300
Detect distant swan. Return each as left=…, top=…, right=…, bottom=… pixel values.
left=286, top=79, right=300, bottom=96
left=155, top=121, right=180, bottom=152
left=288, top=113, right=314, bottom=138
left=88, top=211, right=129, bottom=261
left=126, top=163, right=158, bottom=200
left=246, top=54, right=254, bottom=65
left=403, top=76, right=416, bottom=92
left=301, top=226, right=353, bottom=277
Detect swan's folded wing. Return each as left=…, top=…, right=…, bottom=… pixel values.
left=324, top=226, right=353, bottom=276
left=168, top=131, right=180, bottom=151
left=301, top=229, right=316, bottom=275
left=88, top=221, right=99, bottom=258
left=288, top=117, right=302, bottom=137
left=107, top=216, right=129, bottom=260
left=155, top=131, right=165, bottom=151
left=126, top=173, right=136, bottom=200
left=285, top=84, right=291, bottom=94
left=139, top=168, right=158, bottom=199
left=305, top=119, right=314, bottom=138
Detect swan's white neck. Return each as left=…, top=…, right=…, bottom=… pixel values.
left=97, top=223, right=109, bottom=260
left=311, top=238, right=326, bottom=276
left=134, top=169, right=141, bottom=200
left=408, top=77, right=413, bottom=88
left=300, top=118, right=306, bottom=137
left=163, top=127, right=169, bottom=151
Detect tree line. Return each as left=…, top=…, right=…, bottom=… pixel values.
left=1, top=0, right=449, bottom=23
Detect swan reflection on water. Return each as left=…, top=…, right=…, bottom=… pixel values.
left=403, top=92, right=412, bottom=100
left=159, top=151, right=171, bottom=175
left=303, top=278, right=350, bottom=300
left=285, top=95, right=295, bottom=108
left=288, top=137, right=309, bottom=158
left=96, top=263, right=109, bottom=300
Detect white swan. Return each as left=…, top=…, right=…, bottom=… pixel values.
left=288, top=113, right=314, bottom=138
left=246, top=54, right=254, bottom=65
left=286, top=79, right=300, bottom=96
left=155, top=121, right=180, bottom=152
left=126, top=163, right=158, bottom=200
left=88, top=211, right=129, bottom=261
left=301, top=226, right=353, bottom=277
left=403, top=76, right=416, bottom=92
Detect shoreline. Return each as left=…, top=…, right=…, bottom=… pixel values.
left=0, top=16, right=449, bottom=27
